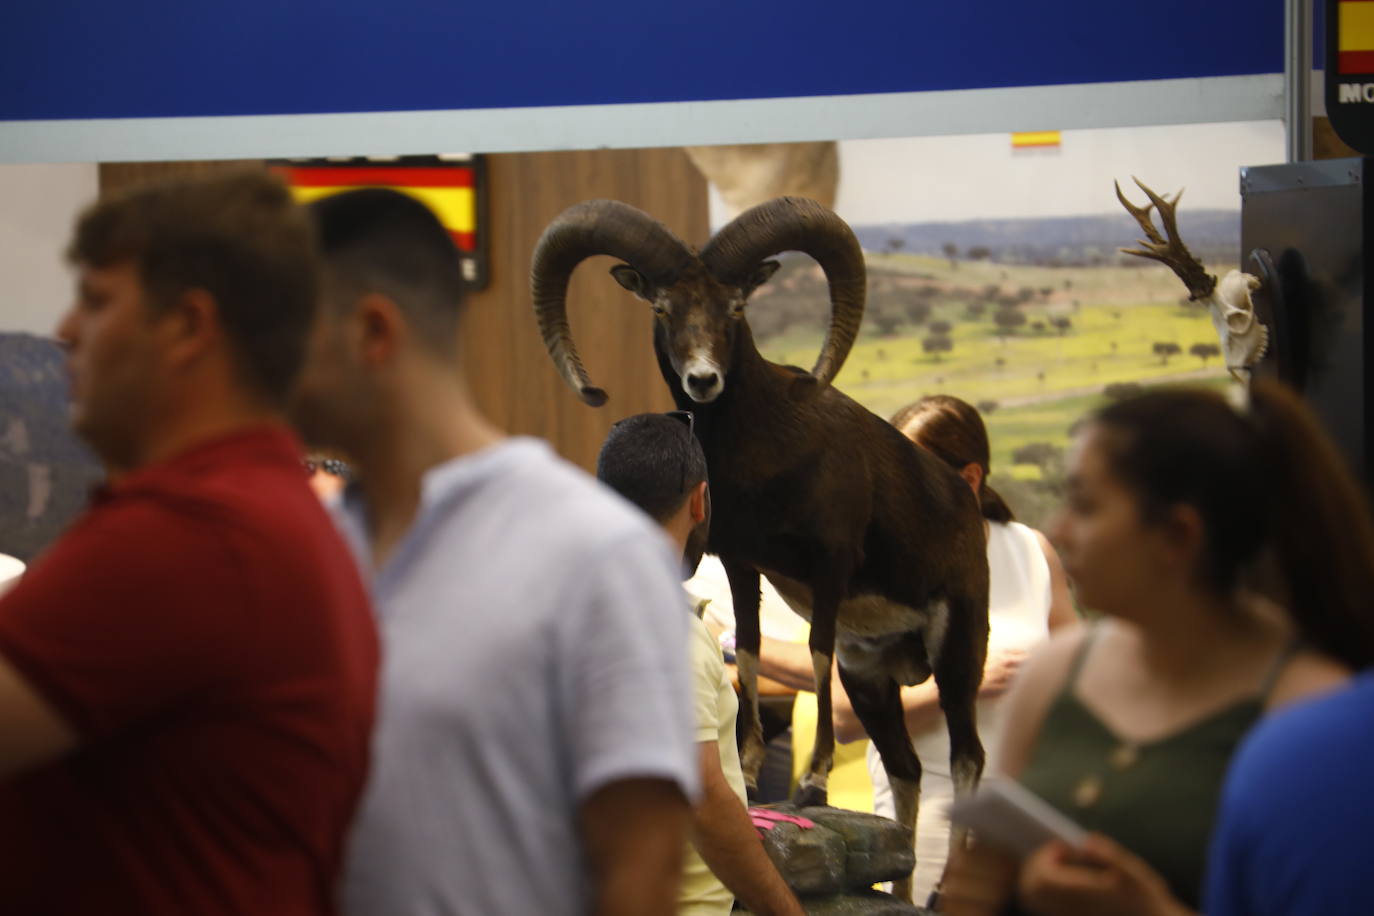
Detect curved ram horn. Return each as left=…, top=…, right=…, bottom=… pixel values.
left=531, top=199, right=697, bottom=406
left=700, top=197, right=865, bottom=391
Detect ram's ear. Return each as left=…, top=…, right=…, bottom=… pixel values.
left=741, top=259, right=781, bottom=297
left=610, top=264, right=653, bottom=300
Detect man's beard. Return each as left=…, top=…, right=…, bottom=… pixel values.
left=680, top=483, right=711, bottom=580
left=681, top=519, right=709, bottom=580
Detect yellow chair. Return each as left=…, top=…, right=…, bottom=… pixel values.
left=789, top=689, right=874, bottom=813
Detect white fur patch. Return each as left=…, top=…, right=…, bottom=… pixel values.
left=762, top=569, right=939, bottom=637
left=951, top=757, right=979, bottom=798
left=681, top=354, right=723, bottom=402
left=922, top=600, right=950, bottom=666
left=810, top=648, right=831, bottom=690
left=736, top=649, right=759, bottom=696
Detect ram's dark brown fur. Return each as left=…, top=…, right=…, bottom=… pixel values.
left=532, top=197, right=989, bottom=903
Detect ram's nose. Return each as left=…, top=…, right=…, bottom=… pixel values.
left=683, top=363, right=723, bottom=403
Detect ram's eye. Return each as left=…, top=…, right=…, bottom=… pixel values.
left=729, top=302, right=746, bottom=319
left=651, top=304, right=668, bottom=317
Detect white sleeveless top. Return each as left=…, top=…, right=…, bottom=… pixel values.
left=869, top=520, right=1053, bottom=781
left=0, top=553, right=24, bottom=598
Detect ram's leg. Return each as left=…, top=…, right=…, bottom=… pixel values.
left=793, top=579, right=842, bottom=808
left=933, top=591, right=988, bottom=872
left=838, top=661, right=923, bottom=904
left=723, top=560, right=765, bottom=797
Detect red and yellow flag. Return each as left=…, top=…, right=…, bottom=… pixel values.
left=1339, top=0, right=1374, bottom=74
left=275, top=164, right=477, bottom=252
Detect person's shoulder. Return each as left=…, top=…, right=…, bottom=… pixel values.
left=73, top=488, right=223, bottom=559
left=1017, top=620, right=1091, bottom=691
left=998, top=521, right=1057, bottom=562
left=687, top=611, right=720, bottom=654
left=1246, top=672, right=1374, bottom=770
left=15, top=489, right=236, bottom=613
left=493, top=438, right=655, bottom=535
left=687, top=612, right=722, bottom=668
left=989, top=621, right=1095, bottom=776
left=1266, top=647, right=1351, bottom=712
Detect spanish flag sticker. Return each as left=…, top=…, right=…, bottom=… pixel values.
left=1339, top=0, right=1374, bottom=74
left=277, top=164, right=478, bottom=253
left=1011, top=131, right=1061, bottom=149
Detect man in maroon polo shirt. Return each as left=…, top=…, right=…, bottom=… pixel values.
left=0, top=172, right=379, bottom=915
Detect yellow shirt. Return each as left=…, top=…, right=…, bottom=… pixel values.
left=678, top=612, right=748, bottom=916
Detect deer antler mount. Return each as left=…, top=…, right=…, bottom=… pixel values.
left=1116, top=177, right=1268, bottom=379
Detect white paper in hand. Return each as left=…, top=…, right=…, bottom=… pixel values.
left=947, top=778, right=1088, bottom=859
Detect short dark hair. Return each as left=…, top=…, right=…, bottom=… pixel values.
left=67, top=170, right=317, bottom=404
left=307, top=188, right=465, bottom=356
left=596, top=412, right=707, bottom=524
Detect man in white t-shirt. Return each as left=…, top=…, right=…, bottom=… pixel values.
left=290, top=189, right=699, bottom=916
left=597, top=413, right=804, bottom=916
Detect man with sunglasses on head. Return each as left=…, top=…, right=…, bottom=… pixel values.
left=597, top=412, right=804, bottom=916
left=288, top=188, right=697, bottom=916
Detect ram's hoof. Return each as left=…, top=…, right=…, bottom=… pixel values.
left=792, top=783, right=828, bottom=808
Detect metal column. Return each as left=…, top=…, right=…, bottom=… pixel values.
left=1286, top=0, right=1313, bottom=162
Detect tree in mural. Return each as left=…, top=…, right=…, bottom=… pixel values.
left=993, top=307, right=1026, bottom=338
left=1152, top=341, right=1181, bottom=365
left=905, top=300, right=932, bottom=325
left=1103, top=382, right=1143, bottom=401
left=1189, top=342, right=1221, bottom=366
left=1012, top=441, right=1064, bottom=477
left=870, top=309, right=901, bottom=337
left=923, top=333, right=954, bottom=361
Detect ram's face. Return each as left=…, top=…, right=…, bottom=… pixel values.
left=611, top=260, right=779, bottom=403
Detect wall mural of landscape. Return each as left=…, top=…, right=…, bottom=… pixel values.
left=712, top=123, right=1284, bottom=529
left=742, top=196, right=1253, bottom=529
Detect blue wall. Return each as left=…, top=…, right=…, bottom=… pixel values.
left=2, top=1, right=1284, bottom=121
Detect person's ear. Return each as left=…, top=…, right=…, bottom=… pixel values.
left=1159, top=503, right=1206, bottom=573
left=958, top=462, right=983, bottom=498
left=356, top=293, right=405, bottom=367
left=689, top=480, right=709, bottom=524
left=162, top=287, right=221, bottom=369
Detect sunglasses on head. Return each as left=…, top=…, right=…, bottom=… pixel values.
left=303, top=457, right=353, bottom=480
left=665, top=411, right=696, bottom=494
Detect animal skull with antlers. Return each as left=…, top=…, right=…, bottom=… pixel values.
left=1116, top=177, right=1269, bottom=380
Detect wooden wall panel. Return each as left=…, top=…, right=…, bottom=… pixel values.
left=460, top=147, right=709, bottom=471
left=99, top=149, right=708, bottom=471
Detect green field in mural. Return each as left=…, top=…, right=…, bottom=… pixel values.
left=751, top=251, right=1236, bottom=528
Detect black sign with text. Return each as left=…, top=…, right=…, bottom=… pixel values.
left=1327, top=0, right=1374, bottom=153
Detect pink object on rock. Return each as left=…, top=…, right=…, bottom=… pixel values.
left=749, top=808, right=816, bottom=833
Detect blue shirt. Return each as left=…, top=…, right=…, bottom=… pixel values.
left=1205, top=671, right=1374, bottom=916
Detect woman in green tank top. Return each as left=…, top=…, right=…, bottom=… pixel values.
left=940, top=381, right=1374, bottom=916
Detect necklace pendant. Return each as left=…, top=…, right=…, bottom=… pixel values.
left=1073, top=773, right=1102, bottom=808
left=1110, top=744, right=1140, bottom=770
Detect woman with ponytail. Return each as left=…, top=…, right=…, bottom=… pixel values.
left=832, top=395, right=1076, bottom=905
left=941, top=379, right=1374, bottom=916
